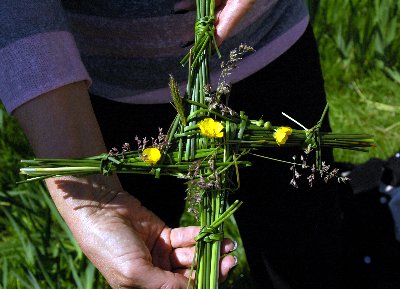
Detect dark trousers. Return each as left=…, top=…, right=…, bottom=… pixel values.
left=91, top=24, right=343, bottom=289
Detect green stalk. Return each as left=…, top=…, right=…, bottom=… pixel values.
left=205, top=200, right=211, bottom=289
left=17, top=1, right=375, bottom=289
left=210, top=189, right=221, bottom=289
left=197, top=192, right=207, bottom=289
left=20, top=167, right=100, bottom=174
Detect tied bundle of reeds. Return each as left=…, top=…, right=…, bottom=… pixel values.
left=20, top=1, right=375, bottom=288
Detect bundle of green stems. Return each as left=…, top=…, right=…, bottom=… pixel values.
left=19, top=1, right=375, bottom=289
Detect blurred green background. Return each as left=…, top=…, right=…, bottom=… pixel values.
left=1, top=1, right=399, bottom=288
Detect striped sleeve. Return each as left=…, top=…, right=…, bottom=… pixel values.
left=0, top=0, right=91, bottom=112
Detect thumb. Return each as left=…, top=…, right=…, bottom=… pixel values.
left=214, top=0, right=256, bottom=44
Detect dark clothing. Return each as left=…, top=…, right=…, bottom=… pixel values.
left=91, top=24, right=343, bottom=289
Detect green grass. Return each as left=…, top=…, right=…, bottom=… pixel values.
left=0, top=110, right=108, bottom=288
left=308, top=0, right=400, bottom=163
left=309, top=0, right=400, bottom=71
left=327, top=69, right=400, bottom=163
left=0, top=184, right=109, bottom=289
left=1, top=1, right=400, bottom=288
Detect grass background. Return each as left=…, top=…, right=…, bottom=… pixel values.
left=309, top=0, right=400, bottom=163
left=1, top=1, right=399, bottom=288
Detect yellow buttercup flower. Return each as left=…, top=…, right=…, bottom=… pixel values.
left=142, top=147, right=161, bottom=165
left=273, top=126, right=292, bottom=145
left=198, top=118, right=224, bottom=138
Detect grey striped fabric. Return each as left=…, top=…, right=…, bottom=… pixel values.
left=0, top=0, right=308, bottom=112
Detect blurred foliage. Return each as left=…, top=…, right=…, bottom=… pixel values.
left=0, top=184, right=108, bottom=289
left=0, top=109, right=108, bottom=288
left=0, top=106, right=32, bottom=191
left=308, top=0, right=400, bottom=70
left=307, top=0, right=400, bottom=163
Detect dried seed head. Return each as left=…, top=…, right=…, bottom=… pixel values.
left=109, top=147, right=119, bottom=156
left=290, top=178, right=299, bottom=188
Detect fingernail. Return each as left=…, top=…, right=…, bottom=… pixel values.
left=229, top=240, right=238, bottom=252
left=180, top=40, right=195, bottom=48
left=231, top=240, right=238, bottom=252
left=232, top=255, right=238, bottom=268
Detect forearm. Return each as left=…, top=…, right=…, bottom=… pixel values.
left=12, top=83, right=175, bottom=288
left=13, top=81, right=106, bottom=159
left=13, top=81, right=124, bottom=236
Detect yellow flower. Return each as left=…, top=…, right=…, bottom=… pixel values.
left=198, top=118, right=224, bottom=138
left=142, top=147, right=161, bottom=165
left=273, top=126, right=292, bottom=145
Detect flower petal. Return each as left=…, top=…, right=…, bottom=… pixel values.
left=142, top=147, right=161, bottom=165
left=198, top=118, right=224, bottom=138
left=273, top=126, right=292, bottom=145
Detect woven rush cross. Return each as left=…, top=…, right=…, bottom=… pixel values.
left=19, top=1, right=375, bottom=289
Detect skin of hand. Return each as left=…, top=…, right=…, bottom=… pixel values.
left=13, top=81, right=237, bottom=288
left=214, top=0, right=257, bottom=44
left=173, top=0, right=256, bottom=44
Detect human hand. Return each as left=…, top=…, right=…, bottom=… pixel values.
left=13, top=83, right=237, bottom=289
left=48, top=176, right=237, bottom=289
left=214, top=0, right=256, bottom=44
left=174, top=0, right=256, bottom=45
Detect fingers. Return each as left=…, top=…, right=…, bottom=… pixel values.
left=214, top=0, right=256, bottom=44
left=129, top=265, right=190, bottom=289
left=170, top=226, right=237, bottom=252
left=219, top=254, right=238, bottom=282
left=174, top=0, right=255, bottom=45
left=170, top=246, right=195, bottom=269
left=174, top=268, right=196, bottom=280
left=170, top=238, right=237, bottom=269
left=221, top=238, right=237, bottom=253
left=169, top=226, right=238, bottom=284
left=170, top=226, right=200, bottom=248
left=172, top=254, right=238, bottom=284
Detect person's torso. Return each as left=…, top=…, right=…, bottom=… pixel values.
left=62, top=0, right=308, bottom=103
